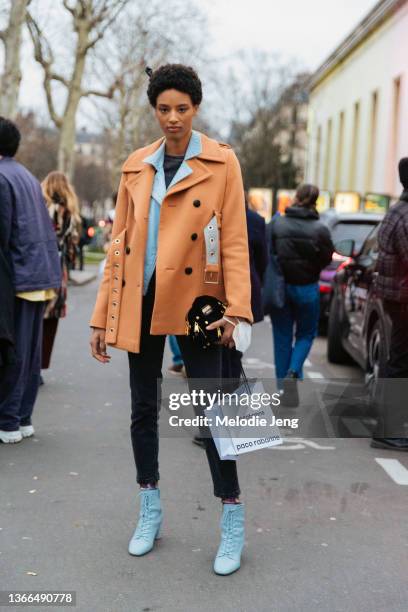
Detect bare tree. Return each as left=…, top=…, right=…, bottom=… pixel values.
left=0, top=0, right=31, bottom=118
left=91, top=0, right=208, bottom=184
left=26, top=0, right=128, bottom=178
left=222, top=50, right=304, bottom=190
left=14, top=111, right=58, bottom=178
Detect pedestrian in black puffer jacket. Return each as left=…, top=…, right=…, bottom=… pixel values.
left=371, top=158, right=408, bottom=452
left=269, top=184, right=334, bottom=406
left=271, top=197, right=333, bottom=284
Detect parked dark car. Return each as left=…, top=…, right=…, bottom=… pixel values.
left=327, top=224, right=391, bottom=387
left=319, top=212, right=384, bottom=327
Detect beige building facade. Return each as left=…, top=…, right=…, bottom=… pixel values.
left=306, top=0, right=408, bottom=199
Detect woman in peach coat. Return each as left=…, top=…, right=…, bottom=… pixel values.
left=90, top=64, right=252, bottom=576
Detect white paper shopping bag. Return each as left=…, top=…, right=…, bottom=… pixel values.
left=209, top=378, right=282, bottom=460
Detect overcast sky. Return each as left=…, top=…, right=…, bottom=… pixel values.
left=17, top=0, right=379, bottom=128
left=202, top=0, right=378, bottom=70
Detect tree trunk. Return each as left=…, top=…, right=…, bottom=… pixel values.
left=57, top=111, right=78, bottom=178
left=57, top=34, right=87, bottom=179
left=0, top=0, right=30, bottom=118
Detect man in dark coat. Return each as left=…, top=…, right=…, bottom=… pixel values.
left=0, top=117, right=61, bottom=444
left=371, top=158, right=408, bottom=451
left=0, top=239, right=16, bottom=387
left=246, top=204, right=268, bottom=324
left=222, top=202, right=268, bottom=378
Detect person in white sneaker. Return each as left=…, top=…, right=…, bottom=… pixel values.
left=0, top=118, right=61, bottom=443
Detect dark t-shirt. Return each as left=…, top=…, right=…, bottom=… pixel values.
left=163, top=154, right=184, bottom=188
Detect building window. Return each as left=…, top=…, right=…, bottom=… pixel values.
left=365, top=90, right=379, bottom=192
left=388, top=76, right=401, bottom=194
left=335, top=111, right=345, bottom=191
left=323, top=118, right=332, bottom=190
left=314, top=125, right=322, bottom=185
left=349, top=101, right=360, bottom=190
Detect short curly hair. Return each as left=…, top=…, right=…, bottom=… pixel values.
left=0, top=116, right=21, bottom=157
left=146, top=64, right=202, bottom=107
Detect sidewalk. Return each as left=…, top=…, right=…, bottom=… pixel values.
left=68, top=265, right=98, bottom=286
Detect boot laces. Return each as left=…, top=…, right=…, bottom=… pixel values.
left=218, top=511, right=236, bottom=558
left=135, top=495, right=152, bottom=540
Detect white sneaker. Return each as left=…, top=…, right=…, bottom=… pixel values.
left=20, top=425, right=35, bottom=438
left=0, top=429, right=23, bottom=444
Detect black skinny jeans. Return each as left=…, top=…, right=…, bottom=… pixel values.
left=128, top=273, right=240, bottom=499
left=373, top=301, right=408, bottom=439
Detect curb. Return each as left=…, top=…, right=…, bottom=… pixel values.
left=68, top=271, right=97, bottom=286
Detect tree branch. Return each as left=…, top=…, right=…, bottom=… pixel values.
left=85, top=0, right=128, bottom=51
left=26, top=12, right=63, bottom=129
left=80, top=86, right=115, bottom=99
left=50, top=72, right=69, bottom=87
left=62, top=0, right=77, bottom=16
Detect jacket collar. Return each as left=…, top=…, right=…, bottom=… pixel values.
left=285, top=204, right=320, bottom=220
left=122, top=131, right=226, bottom=173
left=400, top=189, right=408, bottom=203
left=142, top=129, right=202, bottom=171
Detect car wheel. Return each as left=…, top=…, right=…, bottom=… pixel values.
left=366, top=319, right=388, bottom=405
left=327, top=292, right=350, bottom=364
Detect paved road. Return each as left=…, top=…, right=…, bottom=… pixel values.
left=1, top=277, right=407, bottom=612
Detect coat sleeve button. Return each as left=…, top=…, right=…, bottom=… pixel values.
left=193, top=200, right=201, bottom=208
left=125, top=246, right=131, bottom=254
left=191, top=233, right=198, bottom=241
left=185, top=267, right=193, bottom=275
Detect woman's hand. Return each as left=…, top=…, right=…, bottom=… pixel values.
left=90, top=327, right=111, bottom=363
left=206, top=317, right=239, bottom=349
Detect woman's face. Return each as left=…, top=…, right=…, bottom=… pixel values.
left=155, top=89, right=199, bottom=141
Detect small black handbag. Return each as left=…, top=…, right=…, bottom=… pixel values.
left=185, top=295, right=226, bottom=349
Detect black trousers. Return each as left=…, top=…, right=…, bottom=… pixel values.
left=128, top=274, right=240, bottom=499
left=374, top=301, right=408, bottom=438
left=0, top=299, right=45, bottom=431
left=384, top=301, right=408, bottom=378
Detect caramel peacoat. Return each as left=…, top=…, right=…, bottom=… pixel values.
left=90, top=132, right=253, bottom=353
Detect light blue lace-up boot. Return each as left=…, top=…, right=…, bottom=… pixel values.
left=128, top=488, right=162, bottom=556
left=213, top=503, right=245, bottom=575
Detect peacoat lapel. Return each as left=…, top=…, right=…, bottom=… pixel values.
left=122, top=158, right=156, bottom=230
left=121, top=131, right=227, bottom=221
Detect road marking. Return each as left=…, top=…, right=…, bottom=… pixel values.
left=305, top=359, right=312, bottom=367
left=270, top=438, right=336, bottom=450
left=375, top=458, right=408, bottom=485
left=306, top=371, right=324, bottom=379
left=243, top=358, right=275, bottom=370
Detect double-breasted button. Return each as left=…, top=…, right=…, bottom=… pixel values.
left=193, top=199, right=201, bottom=208
left=122, top=279, right=126, bottom=287
left=191, top=233, right=198, bottom=241
left=185, top=267, right=193, bottom=275
left=125, top=246, right=131, bottom=254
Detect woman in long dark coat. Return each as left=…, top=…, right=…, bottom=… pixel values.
left=41, top=171, right=81, bottom=369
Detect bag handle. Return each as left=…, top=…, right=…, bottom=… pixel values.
left=240, top=363, right=251, bottom=395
